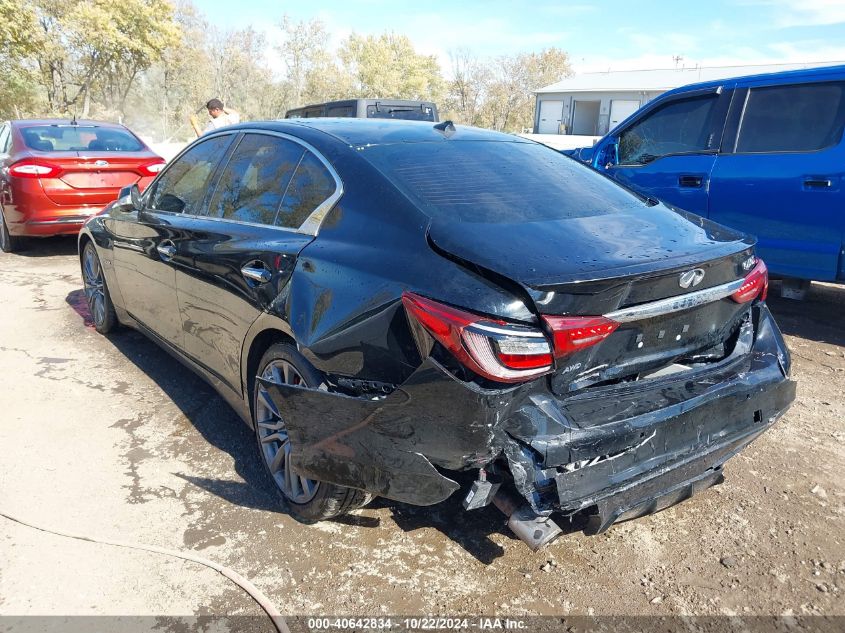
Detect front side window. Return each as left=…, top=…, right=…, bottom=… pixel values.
left=617, top=95, right=718, bottom=165
left=147, top=135, right=231, bottom=215
left=206, top=134, right=304, bottom=225
left=735, top=82, right=845, bottom=153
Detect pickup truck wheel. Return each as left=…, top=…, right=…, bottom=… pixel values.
left=254, top=343, right=372, bottom=523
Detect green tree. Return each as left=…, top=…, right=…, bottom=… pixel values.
left=0, top=0, right=43, bottom=117
left=23, top=0, right=179, bottom=116
left=339, top=33, right=444, bottom=101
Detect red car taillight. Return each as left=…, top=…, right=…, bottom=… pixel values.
left=541, top=315, right=620, bottom=358
left=138, top=159, right=166, bottom=177
left=731, top=258, right=769, bottom=303
left=402, top=292, right=553, bottom=383
left=9, top=159, right=62, bottom=179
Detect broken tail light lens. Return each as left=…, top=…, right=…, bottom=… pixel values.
left=402, top=292, right=553, bottom=383
left=731, top=258, right=769, bottom=303
left=541, top=315, right=620, bottom=358
left=138, top=159, right=166, bottom=177
left=9, top=159, right=62, bottom=179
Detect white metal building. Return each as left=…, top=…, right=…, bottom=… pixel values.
left=533, top=61, right=844, bottom=136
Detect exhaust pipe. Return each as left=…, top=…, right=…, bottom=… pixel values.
left=492, top=489, right=563, bottom=551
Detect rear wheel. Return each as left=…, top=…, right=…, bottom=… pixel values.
left=81, top=241, right=118, bottom=333
left=253, top=343, right=371, bottom=523
left=0, top=206, right=22, bottom=254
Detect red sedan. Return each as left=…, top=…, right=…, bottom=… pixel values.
left=0, top=119, right=165, bottom=253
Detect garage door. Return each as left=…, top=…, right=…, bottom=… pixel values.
left=538, top=100, right=564, bottom=134
left=609, top=99, right=641, bottom=132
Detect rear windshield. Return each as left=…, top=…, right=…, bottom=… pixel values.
left=362, top=140, right=644, bottom=222
left=366, top=105, right=436, bottom=121
left=20, top=125, right=144, bottom=152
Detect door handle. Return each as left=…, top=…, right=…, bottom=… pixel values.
left=679, top=175, right=703, bottom=188
left=804, top=178, right=832, bottom=189
left=241, top=263, right=272, bottom=284
left=156, top=241, right=176, bottom=260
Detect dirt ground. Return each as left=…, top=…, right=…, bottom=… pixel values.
left=0, top=237, right=843, bottom=625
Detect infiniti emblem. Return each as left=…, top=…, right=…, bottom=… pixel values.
left=679, top=268, right=706, bottom=289
left=94, top=160, right=109, bottom=167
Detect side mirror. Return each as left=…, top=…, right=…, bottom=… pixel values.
left=576, top=146, right=595, bottom=163
left=114, top=184, right=141, bottom=212
left=594, top=139, right=619, bottom=170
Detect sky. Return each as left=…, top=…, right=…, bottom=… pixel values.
left=194, top=0, right=845, bottom=77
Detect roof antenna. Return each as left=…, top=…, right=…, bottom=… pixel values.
left=433, top=120, right=456, bottom=137
left=70, top=110, right=78, bottom=126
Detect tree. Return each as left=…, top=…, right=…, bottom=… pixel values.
left=479, top=48, right=571, bottom=132
left=442, top=49, right=490, bottom=126
left=0, top=0, right=43, bottom=117
left=21, top=0, right=179, bottom=116
left=339, top=33, right=444, bottom=101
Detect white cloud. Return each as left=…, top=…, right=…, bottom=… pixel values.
left=741, top=0, right=845, bottom=27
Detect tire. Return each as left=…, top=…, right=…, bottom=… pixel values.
left=81, top=241, right=118, bottom=334
left=253, top=343, right=372, bottom=523
left=0, top=206, right=22, bottom=254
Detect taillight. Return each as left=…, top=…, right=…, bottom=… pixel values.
left=138, top=159, right=166, bottom=177
left=541, top=315, right=619, bottom=358
left=731, top=258, right=768, bottom=303
left=402, top=292, right=553, bottom=383
left=9, top=159, right=62, bottom=179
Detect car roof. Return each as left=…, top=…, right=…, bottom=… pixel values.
left=660, top=63, right=845, bottom=98
left=10, top=119, right=129, bottom=129
left=229, top=118, right=530, bottom=148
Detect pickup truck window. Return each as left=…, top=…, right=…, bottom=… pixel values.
left=618, top=95, right=718, bottom=165
left=735, top=81, right=845, bottom=153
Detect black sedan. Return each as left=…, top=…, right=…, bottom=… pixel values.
left=78, top=119, right=795, bottom=550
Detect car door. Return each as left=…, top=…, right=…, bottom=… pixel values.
left=597, top=87, right=731, bottom=216
left=709, top=78, right=845, bottom=281
left=105, top=133, right=235, bottom=348
left=174, top=131, right=341, bottom=393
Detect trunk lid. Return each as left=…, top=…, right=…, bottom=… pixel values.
left=428, top=207, right=757, bottom=391
left=37, top=151, right=159, bottom=206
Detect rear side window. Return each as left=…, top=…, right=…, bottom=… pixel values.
left=277, top=151, right=336, bottom=229
left=19, top=125, right=144, bottom=152
left=618, top=95, right=718, bottom=165
left=735, top=82, right=845, bottom=153
left=206, top=134, right=304, bottom=225
left=147, top=135, right=231, bottom=214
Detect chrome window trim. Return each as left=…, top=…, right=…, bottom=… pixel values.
left=604, top=278, right=745, bottom=323
left=142, top=128, right=343, bottom=236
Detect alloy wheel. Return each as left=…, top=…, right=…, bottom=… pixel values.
left=255, top=360, right=320, bottom=504
left=82, top=244, right=107, bottom=327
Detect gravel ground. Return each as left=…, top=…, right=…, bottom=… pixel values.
left=0, top=237, right=843, bottom=626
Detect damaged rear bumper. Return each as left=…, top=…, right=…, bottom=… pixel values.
left=262, top=305, right=795, bottom=528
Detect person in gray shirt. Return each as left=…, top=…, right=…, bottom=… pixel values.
left=189, top=98, right=240, bottom=136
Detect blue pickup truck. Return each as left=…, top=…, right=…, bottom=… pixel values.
left=567, top=64, right=845, bottom=292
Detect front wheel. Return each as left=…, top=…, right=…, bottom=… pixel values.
left=253, top=343, right=371, bottom=523
left=81, top=241, right=118, bottom=333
